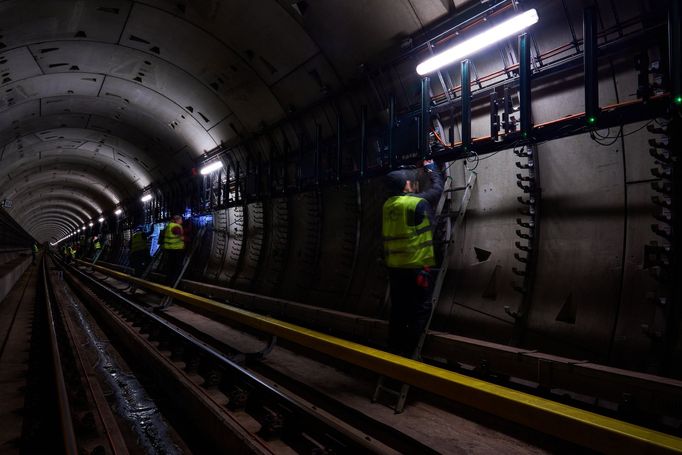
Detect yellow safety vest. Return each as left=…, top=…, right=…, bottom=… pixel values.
left=162, top=222, right=184, bottom=250
left=131, top=232, right=147, bottom=253
left=69, top=247, right=76, bottom=258
left=382, top=195, right=435, bottom=269
left=94, top=241, right=102, bottom=250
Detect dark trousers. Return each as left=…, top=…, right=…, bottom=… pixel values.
left=388, top=268, right=434, bottom=357
left=164, top=250, right=185, bottom=286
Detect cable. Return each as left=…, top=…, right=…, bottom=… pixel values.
left=464, top=150, right=479, bottom=171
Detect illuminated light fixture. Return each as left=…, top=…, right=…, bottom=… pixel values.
left=587, top=116, right=597, bottom=124
left=416, top=9, right=539, bottom=76
left=675, top=96, right=682, bottom=105
left=114, top=208, right=123, bottom=215
left=81, top=227, right=85, bottom=231
left=89, top=222, right=94, bottom=227
left=199, top=161, right=223, bottom=175
left=141, top=194, right=153, bottom=202
left=98, top=216, right=105, bottom=222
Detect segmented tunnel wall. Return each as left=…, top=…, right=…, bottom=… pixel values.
left=72, top=0, right=679, bottom=376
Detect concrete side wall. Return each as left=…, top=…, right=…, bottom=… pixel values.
left=0, top=253, right=32, bottom=304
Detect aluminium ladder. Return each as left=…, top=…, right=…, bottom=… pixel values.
left=372, top=170, right=477, bottom=413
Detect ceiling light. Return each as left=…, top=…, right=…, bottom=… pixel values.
left=199, top=161, right=224, bottom=175
left=115, top=208, right=122, bottom=215
left=416, top=9, right=539, bottom=76
left=98, top=217, right=105, bottom=222
left=89, top=222, right=94, bottom=227
left=141, top=194, right=153, bottom=202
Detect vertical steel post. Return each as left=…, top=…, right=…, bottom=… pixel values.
left=336, top=111, right=343, bottom=182
left=461, top=59, right=471, bottom=152
left=314, top=124, right=321, bottom=185
left=225, top=164, right=231, bottom=203
left=519, top=33, right=532, bottom=137
left=420, top=77, right=431, bottom=158
left=360, top=105, right=367, bottom=178
left=235, top=161, right=241, bottom=203
left=584, top=7, right=599, bottom=125
left=490, top=91, right=500, bottom=141
left=670, top=0, right=682, bottom=106
left=388, top=95, right=395, bottom=169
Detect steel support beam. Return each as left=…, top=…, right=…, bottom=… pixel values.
left=519, top=33, right=532, bottom=137
left=420, top=77, right=431, bottom=158
left=670, top=0, right=682, bottom=105
left=584, top=7, right=599, bottom=125
left=461, top=59, right=472, bottom=151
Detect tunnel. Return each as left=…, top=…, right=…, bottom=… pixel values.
left=0, top=0, right=680, bottom=453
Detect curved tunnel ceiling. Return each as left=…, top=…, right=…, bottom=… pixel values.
left=1, top=0, right=455, bottom=242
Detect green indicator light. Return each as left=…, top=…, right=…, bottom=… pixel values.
left=587, top=116, right=596, bottom=124
left=522, top=132, right=528, bottom=137
left=675, top=96, right=682, bottom=104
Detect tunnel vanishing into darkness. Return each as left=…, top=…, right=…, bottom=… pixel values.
left=0, top=0, right=680, bottom=451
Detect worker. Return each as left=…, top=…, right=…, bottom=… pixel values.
left=68, top=244, right=77, bottom=263
left=161, top=215, right=185, bottom=286
left=129, top=226, right=149, bottom=276
left=92, top=236, right=104, bottom=262
left=31, top=242, right=38, bottom=265
left=382, top=159, right=443, bottom=357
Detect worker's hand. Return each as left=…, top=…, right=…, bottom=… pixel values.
left=423, top=159, right=437, bottom=173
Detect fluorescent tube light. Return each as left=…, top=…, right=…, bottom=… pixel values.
left=141, top=194, right=153, bottom=202
left=114, top=208, right=122, bottom=215
left=200, top=161, right=223, bottom=175
left=89, top=222, right=94, bottom=227
left=416, top=9, right=539, bottom=76
left=98, top=217, right=104, bottom=222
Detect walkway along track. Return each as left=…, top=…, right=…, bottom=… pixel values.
left=60, top=257, right=430, bottom=454
left=77, top=259, right=682, bottom=454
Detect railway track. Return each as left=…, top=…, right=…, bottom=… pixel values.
left=68, top=258, right=682, bottom=454
left=53, top=256, right=436, bottom=454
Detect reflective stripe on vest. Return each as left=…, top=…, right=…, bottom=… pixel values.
left=162, top=222, right=184, bottom=250
left=131, top=232, right=146, bottom=253
left=94, top=241, right=102, bottom=250
left=382, top=195, right=435, bottom=269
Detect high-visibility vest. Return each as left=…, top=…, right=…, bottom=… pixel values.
left=94, top=240, right=102, bottom=250
left=131, top=232, right=147, bottom=253
left=162, top=222, right=184, bottom=250
left=32, top=244, right=38, bottom=253
left=69, top=247, right=76, bottom=258
left=382, top=195, right=435, bottom=269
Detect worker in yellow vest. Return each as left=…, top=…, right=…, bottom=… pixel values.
left=162, top=215, right=185, bottom=285
left=129, top=227, right=149, bottom=276
left=382, top=160, right=443, bottom=357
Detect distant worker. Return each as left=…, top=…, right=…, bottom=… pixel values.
left=162, top=215, right=185, bottom=286
left=31, top=242, right=38, bottom=265
left=92, top=236, right=104, bottom=263
left=382, top=160, right=443, bottom=357
left=129, top=226, right=150, bottom=276
left=67, top=244, right=76, bottom=264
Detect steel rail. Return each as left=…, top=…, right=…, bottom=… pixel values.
left=42, top=259, right=78, bottom=455
left=67, top=259, right=396, bottom=454
left=85, top=260, right=682, bottom=423
left=79, top=260, right=682, bottom=454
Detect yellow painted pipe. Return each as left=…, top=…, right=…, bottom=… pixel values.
left=79, top=260, right=682, bottom=454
